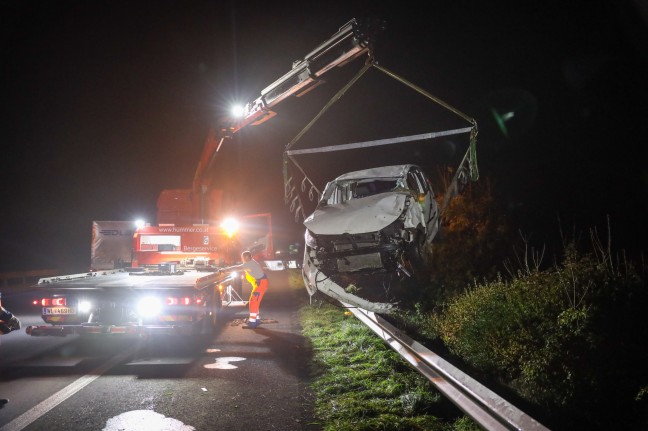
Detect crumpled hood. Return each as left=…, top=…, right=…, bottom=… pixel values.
left=304, top=192, right=422, bottom=235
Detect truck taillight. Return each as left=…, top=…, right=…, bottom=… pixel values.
left=38, top=297, right=66, bottom=307
left=165, top=296, right=198, bottom=306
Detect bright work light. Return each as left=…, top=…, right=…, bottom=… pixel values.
left=137, top=296, right=163, bottom=318
left=220, top=217, right=239, bottom=238
left=78, top=300, right=93, bottom=314
left=231, top=104, right=245, bottom=118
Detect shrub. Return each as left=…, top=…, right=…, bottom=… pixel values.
left=432, top=232, right=648, bottom=430
left=425, top=176, right=515, bottom=309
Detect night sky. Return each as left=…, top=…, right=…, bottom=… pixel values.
left=1, top=1, right=647, bottom=273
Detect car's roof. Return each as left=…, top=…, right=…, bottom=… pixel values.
left=334, top=164, right=417, bottom=181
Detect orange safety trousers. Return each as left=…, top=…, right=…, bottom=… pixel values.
left=246, top=276, right=268, bottom=323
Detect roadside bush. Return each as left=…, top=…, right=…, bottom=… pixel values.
left=431, top=232, right=648, bottom=430
left=424, top=176, right=515, bottom=309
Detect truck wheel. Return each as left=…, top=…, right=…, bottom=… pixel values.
left=196, top=288, right=222, bottom=335
left=204, top=293, right=222, bottom=334
left=203, top=310, right=217, bottom=334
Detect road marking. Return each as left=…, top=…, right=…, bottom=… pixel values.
left=203, top=356, right=245, bottom=369
left=0, top=348, right=135, bottom=431
left=102, top=410, right=195, bottom=431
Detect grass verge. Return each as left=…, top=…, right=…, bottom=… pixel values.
left=290, top=270, right=479, bottom=431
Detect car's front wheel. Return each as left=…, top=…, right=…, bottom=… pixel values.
left=404, top=229, right=427, bottom=275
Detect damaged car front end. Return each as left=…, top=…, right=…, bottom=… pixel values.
left=302, top=164, right=439, bottom=313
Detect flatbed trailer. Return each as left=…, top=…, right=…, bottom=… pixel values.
left=25, top=268, right=245, bottom=337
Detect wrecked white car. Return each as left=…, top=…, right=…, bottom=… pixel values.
left=301, top=164, right=439, bottom=311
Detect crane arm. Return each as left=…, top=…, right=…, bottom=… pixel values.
left=196, top=17, right=383, bottom=174
left=192, top=18, right=384, bottom=220
left=226, top=17, right=383, bottom=135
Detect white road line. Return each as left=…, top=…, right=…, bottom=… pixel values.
left=0, top=348, right=135, bottom=431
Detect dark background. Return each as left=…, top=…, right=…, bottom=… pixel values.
left=1, top=0, right=647, bottom=272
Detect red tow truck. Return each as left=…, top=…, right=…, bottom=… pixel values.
left=25, top=18, right=376, bottom=337
left=26, top=268, right=230, bottom=337
left=25, top=211, right=273, bottom=337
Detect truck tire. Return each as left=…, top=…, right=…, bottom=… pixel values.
left=202, top=311, right=217, bottom=334
left=197, top=286, right=222, bottom=335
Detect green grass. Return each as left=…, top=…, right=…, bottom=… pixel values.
left=291, top=270, right=479, bottom=431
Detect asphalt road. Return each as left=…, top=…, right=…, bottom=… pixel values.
left=0, top=269, right=321, bottom=431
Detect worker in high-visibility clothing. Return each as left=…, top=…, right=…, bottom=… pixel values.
left=1, top=291, right=21, bottom=406
left=220, top=250, right=268, bottom=329
left=0, top=291, right=21, bottom=335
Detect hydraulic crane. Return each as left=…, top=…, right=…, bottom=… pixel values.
left=191, top=18, right=384, bottom=224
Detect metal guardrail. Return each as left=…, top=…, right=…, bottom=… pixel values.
left=0, top=269, right=59, bottom=288
left=342, top=302, right=550, bottom=431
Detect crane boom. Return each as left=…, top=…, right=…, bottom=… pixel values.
left=192, top=18, right=384, bottom=221
left=229, top=17, right=381, bottom=134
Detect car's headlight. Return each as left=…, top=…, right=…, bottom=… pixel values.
left=304, top=229, right=318, bottom=248
left=137, top=296, right=163, bottom=317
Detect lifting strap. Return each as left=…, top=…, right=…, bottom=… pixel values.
left=283, top=59, right=479, bottom=223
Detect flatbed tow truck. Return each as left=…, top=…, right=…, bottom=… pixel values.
left=25, top=268, right=247, bottom=337
left=23, top=18, right=377, bottom=338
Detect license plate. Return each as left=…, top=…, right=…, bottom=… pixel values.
left=43, top=307, right=76, bottom=315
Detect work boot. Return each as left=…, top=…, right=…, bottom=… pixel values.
left=242, top=321, right=259, bottom=329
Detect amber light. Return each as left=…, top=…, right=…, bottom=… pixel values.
left=40, top=297, right=66, bottom=307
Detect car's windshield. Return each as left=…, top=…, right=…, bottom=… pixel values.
left=322, top=178, right=401, bottom=205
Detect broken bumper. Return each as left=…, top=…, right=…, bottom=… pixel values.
left=301, top=251, right=396, bottom=314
